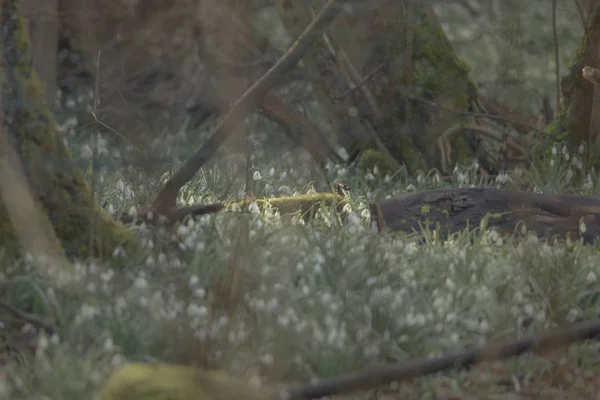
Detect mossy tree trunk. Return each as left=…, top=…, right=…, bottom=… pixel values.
left=21, top=0, right=58, bottom=109
left=0, top=0, right=133, bottom=261
left=275, top=1, right=482, bottom=174
left=550, top=1, right=600, bottom=149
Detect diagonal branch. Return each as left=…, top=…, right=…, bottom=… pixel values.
left=286, top=319, right=600, bottom=399
left=150, top=0, right=351, bottom=216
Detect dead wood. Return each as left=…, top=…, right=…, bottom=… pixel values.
left=372, top=187, right=600, bottom=243
left=119, top=202, right=226, bottom=226
left=149, top=0, right=348, bottom=217
left=285, top=319, right=600, bottom=399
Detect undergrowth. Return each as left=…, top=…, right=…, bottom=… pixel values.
left=2, top=145, right=600, bottom=399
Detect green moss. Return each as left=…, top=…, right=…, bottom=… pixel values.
left=395, top=136, right=425, bottom=173
left=231, top=193, right=348, bottom=221
left=397, top=10, right=476, bottom=169
left=448, top=133, right=473, bottom=166
left=420, top=204, right=431, bottom=216
left=0, top=0, right=135, bottom=261
left=98, top=363, right=271, bottom=400
left=411, top=15, right=476, bottom=99
left=357, top=149, right=398, bottom=175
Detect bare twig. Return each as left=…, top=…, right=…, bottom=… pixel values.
left=0, top=300, right=56, bottom=334
left=150, top=0, right=349, bottom=216
left=285, top=319, right=600, bottom=400
left=552, top=0, right=561, bottom=111
left=574, top=0, right=588, bottom=28
left=119, top=202, right=226, bottom=226
left=436, top=122, right=527, bottom=172
left=455, top=0, right=479, bottom=18
left=403, top=90, right=543, bottom=133
left=89, top=50, right=102, bottom=259
left=333, top=62, right=387, bottom=100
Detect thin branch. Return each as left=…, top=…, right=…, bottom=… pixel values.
left=89, top=50, right=102, bottom=259
left=0, top=300, right=56, bottom=334
left=455, top=0, right=480, bottom=18
left=552, top=0, right=561, bottom=111
left=404, top=90, right=543, bottom=133
left=150, top=0, right=350, bottom=215
left=285, top=319, right=600, bottom=400
left=574, top=0, right=588, bottom=28
left=333, top=62, right=387, bottom=100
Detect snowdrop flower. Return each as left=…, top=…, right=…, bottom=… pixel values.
left=586, top=271, right=597, bottom=283
left=248, top=201, right=260, bottom=214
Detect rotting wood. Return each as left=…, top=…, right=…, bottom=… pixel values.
left=372, top=187, right=600, bottom=243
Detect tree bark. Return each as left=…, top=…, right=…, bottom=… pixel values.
left=550, top=1, right=600, bottom=147
left=275, top=0, right=540, bottom=175
left=1, top=0, right=133, bottom=261
left=21, top=0, right=58, bottom=109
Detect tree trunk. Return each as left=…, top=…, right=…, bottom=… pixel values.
left=550, top=1, right=600, bottom=148
left=21, top=0, right=58, bottom=109
left=1, top=0, right=133, bottom=261
left=275, top=1, right=503, bottom=174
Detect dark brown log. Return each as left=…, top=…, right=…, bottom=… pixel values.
left=372, top=188, right=600, bottom=243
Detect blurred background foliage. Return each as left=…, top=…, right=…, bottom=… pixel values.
left=44, top=0, right=590, bottom=200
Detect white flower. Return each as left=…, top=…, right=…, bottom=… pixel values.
left=580, top=219, right=587, bottom=234
left=586, top=271, right=597, bottom=283
left=248, top=201, right=260, bottom=214
left=187, top=303, right=208, bottom=319
left=103, top=337, right=114, bottom=352
left=253, top=170, right=262, bottom=181
left=134, top=276, right=148, bottom=290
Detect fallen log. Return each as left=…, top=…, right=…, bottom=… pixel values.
left=372, top=187, right=600, bottom=243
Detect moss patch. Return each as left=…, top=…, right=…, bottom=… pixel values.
left=98, top=363, right=272, bottom=400
left=357, top=149, right=398, bottom=175
left=231, top=193, right=348, bottom=221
